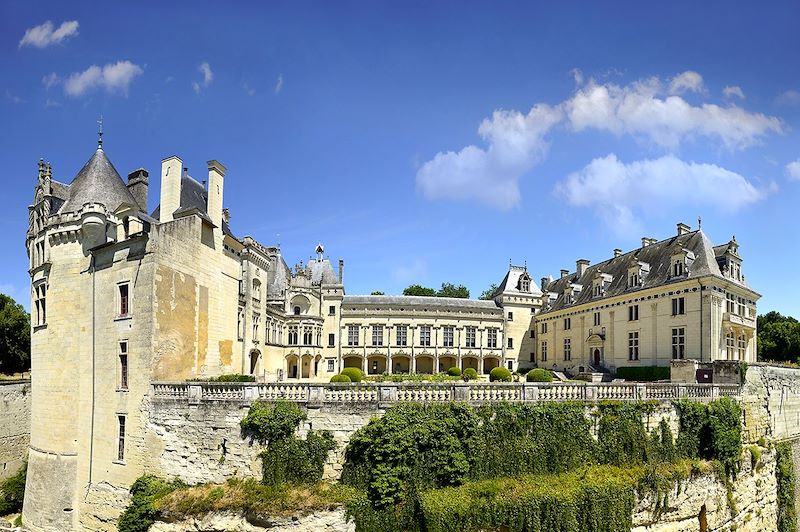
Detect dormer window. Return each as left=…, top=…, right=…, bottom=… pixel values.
left=670, top=249, right=694, bottom=278
left=673, top=260, right=685, bottom=277
left=592, top=273, right=612, bottom=298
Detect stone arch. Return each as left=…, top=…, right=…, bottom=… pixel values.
left=439, top=356, right=457, bottom=373
left=392, top=355, right=411, bottom=374
left=290, top=294, right=311, bottom=315
left=415, top=355, right=434, bottom=375
left=249, top=349, right=261, bottom=375
left=286, top=354, right=299, bottom=379
left=367, top=355, right=387, bottom=375
left=462, top=356, right=479, bottom=373
left=483, top=357, right=500, bottom=374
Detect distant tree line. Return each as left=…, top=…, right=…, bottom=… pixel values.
left=403, top=283, right=470, bottom=298
left=0, top=293, right=30, bottom=375
left=758, top=311, right=800, bottom=363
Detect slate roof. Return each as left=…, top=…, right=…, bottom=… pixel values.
left=152, top=174, right=235, bottom=237
left=343, top=295, right=501, bottom=312
left=60, top=148, right=138, bottom=213
left=267, top=253, right=291, bottom=298
left=493, top=266, right=543, bottom=298
left=307, top=259, right=340, bottom=285
left=540, top=230, right=736, bottom=314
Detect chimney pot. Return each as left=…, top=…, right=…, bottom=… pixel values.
left=642, top=237, right=655, bottom=248
left=127, top=168, right=149, bottom=211
left=338, top=259, right=344, bottom=284
left=560, top=269, right=569, bottom=278
left=613, top=248, right=622, bottom=258
left=541, top=276, right=550, bottom=291
left=677, top=222, right=691, bottom=235
left=576, top=259, right=590, bottom=277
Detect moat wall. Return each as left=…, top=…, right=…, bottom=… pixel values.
left=0, top=380, right=30, bottom=481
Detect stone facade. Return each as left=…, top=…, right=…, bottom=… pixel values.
left=0, top=381, right=30, bottom=481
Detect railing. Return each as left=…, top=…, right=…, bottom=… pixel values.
left=151, top=381, right=742, bottom=405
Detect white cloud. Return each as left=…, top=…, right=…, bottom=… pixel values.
left=416, top=104, right=563, bottom=210
left=668, top=70, right=705, bottom=94
left=5, top=90, right=24, bottom=104
left=42, top=72, right=60, bottom=89
left=787, top=160, right=800, bottom=181
left=556, top=154, right=770, bottom=234
left=777, top=90, right=800, bottom=106
left=391, top=258, right=427, bottom=284
left=244, top=83, right=256, bottom=96
left=192, top=62, right=213, bottom=94
left=19, top=20, right=79, bottom=48
left=723, top=86, right=745, bottom=100
left=275, top=74, right=284, bottom=94
left=64, top=61, right=143, bottom=97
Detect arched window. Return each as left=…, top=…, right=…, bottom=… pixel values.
left=252, top=279, right=261, bottom=300
left=294, top=306, right=301, bottom=315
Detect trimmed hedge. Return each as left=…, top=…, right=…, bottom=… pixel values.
left=463, top=368, right=478, bottom=380
left=331, top=374, right=352, bottom=383
left=340, top=367, right=364, bottom=382
left=489, top=367, right=512, bottom=382
left=447, top=367, right=462, bottom=377
left=527, top=369, right=553, bottom=382
left=615, top=366, right=670, bottom=382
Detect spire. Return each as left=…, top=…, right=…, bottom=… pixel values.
left=97, top=114, right=103, bottom=149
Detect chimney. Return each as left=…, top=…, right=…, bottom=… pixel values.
left=159, top=156, right=182, bottom=222
left=613, top=248, right=622, bottom=258
left=338, top=259, right=344, bottom=284
left=641, top=237, right=654, bottom=248
left=560, top=269, right=569, bottom=279
left=222, top=208, right=231, bottom=225
left=127, top=168, right=149, bottom=211
left=677, top=222, right=691, bottom=235
left=207, top=160, right=226, bottom=229
left=541, top=276, right=550, bottom=291
left=576, top=259, right=590, bottom=277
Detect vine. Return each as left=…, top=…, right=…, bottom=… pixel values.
left=776, top=441, right=797, bottom=532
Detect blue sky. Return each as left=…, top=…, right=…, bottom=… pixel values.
left=2, top=1, right=800, bottom=316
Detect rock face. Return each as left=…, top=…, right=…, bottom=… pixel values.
left=149, top=510, right=354, bottom=532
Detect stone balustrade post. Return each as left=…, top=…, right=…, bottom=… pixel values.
left=523, top=383, right=538, bottom=402
left=678, top=385, right=688, bottom=399
left=243, top=385, right=259, bottom=404
left=188, top=384, right=202, bottom=405
left=636, top=384, right=647, bottom=401
left=307, top=385, right=324, bottom=408
left=585, top=385, right=597, bottom=402
left=453, top=383, right=470, bottom=402
left=711, top=385, right=720, bottom=400
left=379, top=384, right=397, bottom=406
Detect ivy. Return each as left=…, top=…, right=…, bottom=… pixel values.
left=674, top=397, right=742, bottom=476
left=776, top=442, right=797, bottom=532
left=0, top=463, right=26, bottom=516
left=240, top=400, right=307, bottom=445
left=117, top=476, right=185, bottom=532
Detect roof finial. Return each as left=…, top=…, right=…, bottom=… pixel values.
left=697, top=216, right=702, bottom=229
left=97, top=114, right=104, bottom=148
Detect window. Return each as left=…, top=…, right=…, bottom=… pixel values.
left=507, top=360, right=513, bottom=370
left=628, top=272, right=640, bottom=288
left=671, top=328, right=685, bottom=359
left=541, top=322, right=548, bottom=334
left=302, top=326, right=313, bottom=345
left=508, top=311, right=514, bottom=321
left=530, top=330, right=535, bottom=339
left=117, top=416, right=126, bottom=462
left=420, top=325, right=431, bottom=347
left=347, top=325, right=359, bottom=346
left=628, top=332, right=639, bottom=361
left=726, top=331, right=735, bottom=359
left=34, top=283, right=46, bottom=326
left=507, top=337, right=513, bottom=349
left=737, top=334, right=747, bottom=360
left=328, top=333, right=335, bottom=347
left=237, top=309, right=244, bottom=340
left=673, top=260, right=685, bottom=277
left=540, top=341, right=548, bottom=362
left=465, top=327, right=476, bottom=348
left=564, top=338, right=571, bottom=361
left=628, top=305, right=639, bottom=321
left=672, top=297, right=685, bottom=316
left=118, top=283, right=130, bottom=317
left=293, top=306, right=301, bottom=316
left=520, top=277, right=530, bottom=292
left=327, top=359, right=335, bottom=372
left=726, top=292, right=737, bottom=315
left=329, top=305, right=336, bottom=316
left=593, top=312, right=600, bottom=326
left=443, top=326, right=454, bottom=347
left=564, top=317, right=571, bottom=330
left=396, top=325, right=408, bottom=346
left=252, top=279, right=261, bottom=300
left=252, top=314, right=260, bottom=341
left=593, top=283, right=603, bottom=297
left=288, top=325, right=298, bottom=345
left=487, top=328, right=497, bottom=348
left=372, top=325, right=384, bottom=346
left=119, top=342, right=128, bottom=390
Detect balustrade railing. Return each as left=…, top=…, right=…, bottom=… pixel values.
left=151, top=380, right=742, bottom=405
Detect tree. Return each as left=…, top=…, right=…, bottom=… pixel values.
left=0, top=294, right=30, bottom=375
left=757, top=311, right=800, bottom=362
left=403, top=284, right=437, bottom=296
left=479, top=283, right=499, bottom=300
left=370, top=291, right=385, bottom=295
left=438, top=283, right=469, bottom=299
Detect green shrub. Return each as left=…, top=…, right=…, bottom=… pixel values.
left=240, top=400, right=306, bottom=445
left=187, top=373, right=256, bottom=382
left=447, top=367, right=461, bottom=377
left=776, top=442, right=797, bottom=532
left=261, top=431, right=336, bottom=486
left=674, top=398, right=742, bottom=476
left=0, top=463, right=26, bottom=515
left=615, top=366, right=670, bottom=381
left=330, top=374, right=352, bottom=383
left=488, top=367, right=512, bottom=382
left=463, top=368, right=478, bottom=380
left=527, top=369, right=553, bottom=382
left=340, top=367, right=364, bottom=382
left=118, top=475, right=185, bottom=532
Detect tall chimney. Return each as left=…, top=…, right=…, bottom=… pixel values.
left=560, top=269, right=569, bottom=279
left=338, top=259, right=344, bottom=284
left=127, top=169, right=149, bottom=212
left=576, top=259, right=590, bottom=277
left=541, top=276, right=550, bottom=291
left=159, top=156, right=182, bottom=222
left=207, top=160, right=226, bottom=229
left=677, top=222, right=691, bottom=235
left=613, top=248, right=622, bottom=258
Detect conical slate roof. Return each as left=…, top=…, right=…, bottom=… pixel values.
left=60, top=147, right=137, bottom=213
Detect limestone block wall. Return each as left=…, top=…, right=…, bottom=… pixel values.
left=0, top=380, right=31, bottom=480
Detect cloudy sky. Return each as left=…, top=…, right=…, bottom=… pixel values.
left=2, top=2, right=799, bottom=316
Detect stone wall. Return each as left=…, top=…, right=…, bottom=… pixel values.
left=0, top=380, right=30, bottom=480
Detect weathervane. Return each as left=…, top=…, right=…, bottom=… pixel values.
left=97, top=114, right=104, bottom=148
left=697, top=216, right=702, bottom=229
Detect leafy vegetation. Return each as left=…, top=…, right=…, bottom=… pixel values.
left=331, top=374, right=352, bottom=383
left=187, top=373, right=256, bottom=382
left=403, top=283, right=470, bottom=298
left=0, top=293, right=30, bottom=375
left=340, top=367, right=364, bottom=382
left=365, top=373, right=462, bottom=383
left=370, top=291, right=385, bottom=295
left=447, top=367, right=461, bottom=377
left=674, top=397, right=742, bottom=475
left=488, top=367, right=512, bottom=382
left=758, top=311, right=800, bottom=362
left=526, top=368, right=552, bottom=382
left=615, top=366, right=670, bottom=381
left=118, top=475, right=186, bottom=532
left=240, top=400, right=307, bottom=445
left=0, top=463, right=26, bottom=516
left=463, top=368, right=478, bottom=380
left=478, top=283, right=498, bottom=300
left=776, top=442, right=797, bottom=532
